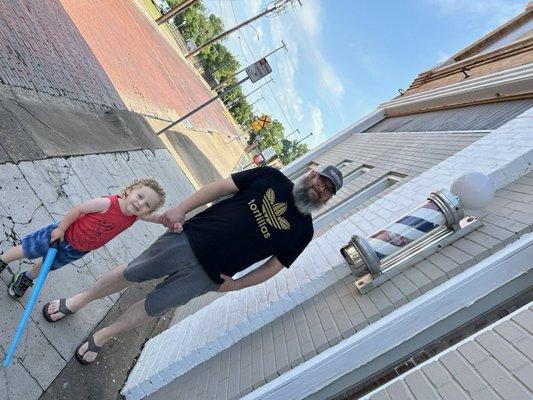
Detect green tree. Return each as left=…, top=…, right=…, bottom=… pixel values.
left=279, top=139, right=309, bottom=165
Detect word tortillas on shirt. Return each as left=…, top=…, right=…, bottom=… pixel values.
left=248, top=188, right=290, bottom=239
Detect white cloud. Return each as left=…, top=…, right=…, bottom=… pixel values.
left=427, top=0, right=526, bottom=26
left=308, top=104, right=324, bottom=148
left=243, top=0, right=262, bottom=14
left=295, top=0, right=322, bottom=38
left=293, top=0, right=344, bottom=98
left=436, top=50, right=451, bottom=62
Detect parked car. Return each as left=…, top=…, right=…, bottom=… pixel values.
left=152, top=0, right=171, bottom=14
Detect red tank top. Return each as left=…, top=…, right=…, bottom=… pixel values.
left=65, top=195, right=137, bottom=251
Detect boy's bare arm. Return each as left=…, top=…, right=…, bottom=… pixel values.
left=138, top=213, right=162, bottom=224
left=51, top=198, right=111, bottom=242
left=161, top=177, right=238, bottom=231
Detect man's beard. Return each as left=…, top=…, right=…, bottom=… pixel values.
left=292, top=178, right=324, bottom=215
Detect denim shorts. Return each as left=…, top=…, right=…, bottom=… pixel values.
left=123, top=231, right=219, bottom=317
left=21, top=223, right=89, bottom=270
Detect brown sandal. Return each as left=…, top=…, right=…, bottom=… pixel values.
left=42, top=298, right=74, bottom=323
left=75, top=335, right=102, bottom=365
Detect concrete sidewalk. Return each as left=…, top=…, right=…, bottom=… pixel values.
left=0, top=92, right=198, bottom=399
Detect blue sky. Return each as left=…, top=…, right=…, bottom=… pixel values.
left=203, top=0, right=529, bottom=149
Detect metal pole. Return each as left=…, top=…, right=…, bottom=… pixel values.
left=271, top=128, right=300, bottom=148
left=281, top=132, right=312, bottom=157
left=221, top=77, right=273, bottom=100
left=214, top=41, right=287, bottom=91
left=186, top=0, right=294, bottom=58
left=157, top=76, right=249, bottom=135
left=227, top=95, right=264, bottom=111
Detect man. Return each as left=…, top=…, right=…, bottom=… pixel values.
left=43, top=165, right=343, bottom=364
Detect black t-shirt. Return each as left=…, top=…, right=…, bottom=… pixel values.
left=184, top=166, right=314, bottom=284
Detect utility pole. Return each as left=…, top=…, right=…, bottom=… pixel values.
left=156, top=0, right=200, bottom=25
left=221, top=77, right=273, bottom=100
left=157, top=58, right=272, bottom=135
left=186, top=0, right=298, bottom=58
left=157, top=76, right=249, bottom=135
left=227, top=95, right=264, bottom=111
left=213, top=41, right=287, bottom=92
left=281, top=132, right=312, bottom=158
left=272, top=128, right=300, bottom=148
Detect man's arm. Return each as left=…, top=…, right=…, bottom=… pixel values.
left=161, top=177, right=239, bottom=231
left=217, top=256, right=285, bottom=292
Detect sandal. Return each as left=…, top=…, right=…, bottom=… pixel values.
left=42, top=298, right=74, bottom=323
left=75, top=335, right=102, bottom=365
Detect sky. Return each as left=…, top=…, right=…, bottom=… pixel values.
left=203, top=0, right=529, bottom=149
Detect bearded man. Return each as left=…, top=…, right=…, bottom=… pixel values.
left=42, top=165, right=343, bottom=364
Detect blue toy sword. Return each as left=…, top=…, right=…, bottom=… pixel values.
left=2, top=240, right=59, bottom=368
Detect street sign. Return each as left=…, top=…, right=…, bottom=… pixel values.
left=245, top=58, right=272, bottom=83
left=251, top=114, right=271, bottom=132
left=258, top=114, right=271, bottom=127
left=253, top=154, right=264, bottom=165
left=251, top=120, right=262, bottom=132
left=261, top=146, right=277, bottom=161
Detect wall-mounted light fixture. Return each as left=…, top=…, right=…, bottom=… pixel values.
left=341, top=172, right=495, bottom=293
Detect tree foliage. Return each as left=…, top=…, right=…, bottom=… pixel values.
left=170, top=1, right=309, bottom=164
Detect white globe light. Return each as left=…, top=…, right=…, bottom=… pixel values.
left=450, top=172, right=495, bottom=210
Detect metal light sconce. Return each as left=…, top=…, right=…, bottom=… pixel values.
left=341, top=172, right=495, bottom=294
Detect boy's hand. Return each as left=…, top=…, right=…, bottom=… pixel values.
left=160, top=207, right=186, bottom=232
left=50, top=227, right=65, bottom=243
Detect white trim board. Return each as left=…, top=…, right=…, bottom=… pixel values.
left=241, top=233, right=533, bottom=400
left=380, top=64, right=533, bottom=115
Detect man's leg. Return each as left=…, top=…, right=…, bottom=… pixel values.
left=46, top=263, right=132, bottom=321
left=77, top=299, right=152, bottom=363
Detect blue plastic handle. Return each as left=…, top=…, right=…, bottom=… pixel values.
left=2, top=241, right=59, bottom=368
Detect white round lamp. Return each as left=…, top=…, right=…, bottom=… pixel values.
left=450, top=172, right=495, bottom=210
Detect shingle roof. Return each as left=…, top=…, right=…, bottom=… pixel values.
left=361, top=302, right=533, bottom=400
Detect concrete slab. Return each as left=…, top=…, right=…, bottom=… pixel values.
left=1, top=97, right=164, bottom=162
left=0, top=100, right=46, bottom=164
left=0, top=147, right=196, bottom=397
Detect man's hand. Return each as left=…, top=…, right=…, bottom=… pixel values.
left=216, top=274, right=240, bottom=292
left=160, top=207, right=186, bottom=232
left=50, top=227, right=65, bottom=243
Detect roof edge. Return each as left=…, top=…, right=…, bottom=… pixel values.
left=241, top=233, right=533, bottom=400
left=379, top=63, right=533, bottom=117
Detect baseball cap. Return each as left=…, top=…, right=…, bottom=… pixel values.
left=317, top=165, right=343, bottom=194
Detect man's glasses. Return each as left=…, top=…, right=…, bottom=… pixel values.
left=317, top=176, right=335, bottom=197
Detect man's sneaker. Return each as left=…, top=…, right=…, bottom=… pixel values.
left=9, top=272, right=34, bottom=299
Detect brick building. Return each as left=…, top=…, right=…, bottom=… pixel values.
left=122, top=4, right=533, bottom=399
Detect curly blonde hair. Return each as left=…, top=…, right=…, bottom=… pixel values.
left=121, top=178, right=166, bottom=214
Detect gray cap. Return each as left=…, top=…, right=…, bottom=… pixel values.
left=317, top=165, right=343, bottom=194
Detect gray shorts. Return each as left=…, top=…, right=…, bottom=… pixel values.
left=123, top=231, right=219, bottom=316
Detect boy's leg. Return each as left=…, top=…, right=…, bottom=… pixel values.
left=1, top=245, right=25, bottom=265
left=77, top=299, right=152, bottom=363
left=45, top=263, right=132, bottom=321
left=25, top=259, right=43, bottom=280
left=8, top=259, right=42, bottom=298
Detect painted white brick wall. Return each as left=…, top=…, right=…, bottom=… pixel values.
left=122, top=107, right=533, bottom=400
